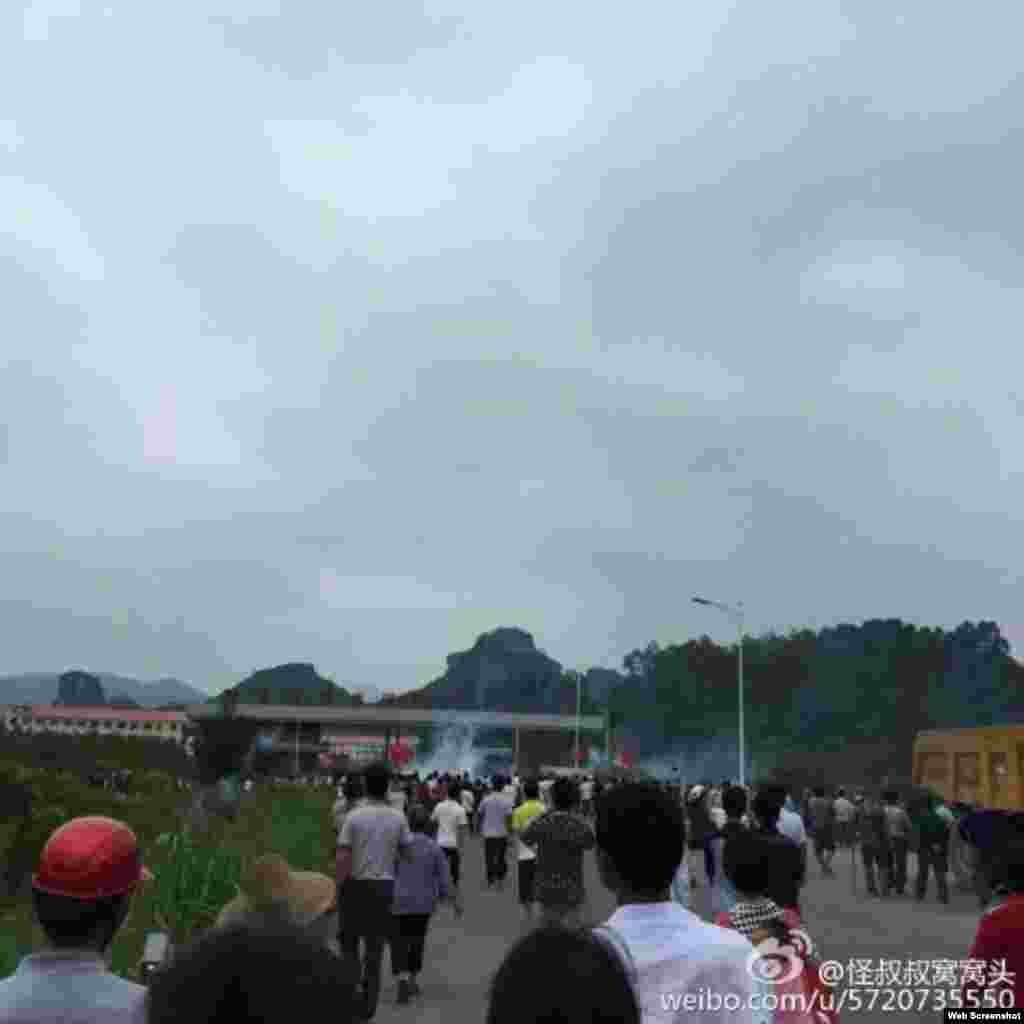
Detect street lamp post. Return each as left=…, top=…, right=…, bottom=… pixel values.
left=692, top=596, right=745, bottom=788
left=574, top=671, right=582, bottom=771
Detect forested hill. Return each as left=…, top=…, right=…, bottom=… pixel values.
left=610, top=618, right=1024, bottom=777
left=377, top=619, right=1023, bottom=777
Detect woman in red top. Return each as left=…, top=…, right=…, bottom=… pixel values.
left=963, top=836, right=1024, bottom=1010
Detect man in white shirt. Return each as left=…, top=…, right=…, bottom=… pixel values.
left=580, top=777, right=595, bottom=817
left=594, top=782, right=758, bottom=1024
left=460, top=784, right=477, bottom=834
left=539, top=778, right=555, bottom=809
left=431, top=783, right=469, bottom=892
left=833, top=788, right=856, bottom=848
left=336, top=762, right=413, bottom=1020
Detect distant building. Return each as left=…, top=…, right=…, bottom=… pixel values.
left=1, top=704, right=187, bottom=742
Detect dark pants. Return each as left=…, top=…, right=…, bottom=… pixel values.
left=442, top=847, right=461, bottom=887
left=518, top=859, right=536, bottom=905
left=390, top=913, right=430, bottom=975
left=339, top=879, right=394, bottom=1020
left=704, top=842, right=715, bottom=884
left=887, top=837, right=909, bottom=894
left=916, top=843, right=949, bottom=903
left=484, top=837, right=508, bottom=884
left=862, top=844, right=890, bottom=895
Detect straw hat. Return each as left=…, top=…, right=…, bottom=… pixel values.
left=216, top=854, right=336, bottom=929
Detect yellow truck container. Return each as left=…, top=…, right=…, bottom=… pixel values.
left=913, top=724, right=1024, bottom=811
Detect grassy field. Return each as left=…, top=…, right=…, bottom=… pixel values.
left=0, top=779, right=337, bottom=981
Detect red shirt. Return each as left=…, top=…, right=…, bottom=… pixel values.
left=964, top=894, right=1024, bottom=1009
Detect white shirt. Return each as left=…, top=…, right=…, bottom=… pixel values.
left=460, top=789, right=476, bottom=814
left=431, top=798, right=468, bottom=849
left=539, top=780, right=555, bottom=807
left=581, top=780, right=594, bottom=800
left=709, top=806, right=727, bottom=830
left=602, top=902, right=758, bottom=1024
left=777, top=808, right=807, bottom=847
left=503, top=783, right=518, bottom=802
left=388, top=789, right=407, bottom=814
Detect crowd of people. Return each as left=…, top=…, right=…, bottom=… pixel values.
left=2, top=765, right=1024, bottom=1024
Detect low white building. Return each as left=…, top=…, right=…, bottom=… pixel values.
left=1, top=704, right=188, bottom=741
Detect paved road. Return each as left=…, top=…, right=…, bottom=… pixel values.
left=372, top=834, right=985, bottom=1024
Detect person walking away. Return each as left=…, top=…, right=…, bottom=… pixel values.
left=520, top=777, right=595, bottom=927
left=775, top=788, right=809, bottom=868
left=478, top=777, right=514, bottom=890
left=580, top=776, right=595, bottom=819
left=539, top=776, right=555, bottom=810
left=430, top=783, right=468, bottom=900
left=881, top=790, right=912, bottom=896
left=808, top=788, right=836, bottom=877
left=335, top=778, right=365, bottom=843
left=390, top=805, right=459, bottom=1005
left=714, top=833, right=836, bottom=1024
left=459, top=783, right=476, bottom=835
left=593, top=782, right=759, bottom=1024
left=856, top=794, right=890, bottom=898
left=685, top=786, right=714, bottom=888
left=510, top=779, right=547, bottom=925
left=709, top=786, right=750, bottom=916
left=750, top=790, right=806, bottom=920
left=336, top=761, right=414, bottom=1021
left=962, top=836, right=1024, bottom=1009
left=912, top=794, right=950, bottom=905
left=833, top=789, right=856, bottom=850
left=388, top=779, right=407, bottom=816
left=0, top=816, right=153, bottom=1024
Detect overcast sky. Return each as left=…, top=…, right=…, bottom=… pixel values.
left=2, top=1, right=1023, bottom=698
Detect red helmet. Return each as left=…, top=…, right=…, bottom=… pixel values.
left=33, top=816, right=153, bottom=900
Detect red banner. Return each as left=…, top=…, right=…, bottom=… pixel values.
left=389, top=741, right=414, bottom=767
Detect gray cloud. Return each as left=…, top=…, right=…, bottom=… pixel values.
left=2, top=2, right=1023, bottom=694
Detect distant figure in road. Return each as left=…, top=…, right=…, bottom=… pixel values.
left=487, top=926, right=639, bottom=1024
left=334, top=777, right=364, bottom=844
left=709, top=786, right=750, bottom=916
left=911, top=794, right=950, bottom=905
left=430, top=783, right=468, bottom=893
left=685, top=785, right=715, bottom=888
left=520, top=777, right=595, bottom=928
left=856, top=793, right=891, bottom=898
left=510, top=779, right=547, bottom=925
left=478, top=777, right=514, bottom=890
left=832, top=789, right=856, bottom=849
left=881, top=790, right=912, bottom=896
left=459, top=783, right=477, bottom=834
left=808, top=787, right=836, bottom=878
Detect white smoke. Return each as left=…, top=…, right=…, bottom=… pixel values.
left=637, top=739, right=771, bottom=783
left=411, top=722, right=485, bottom=779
